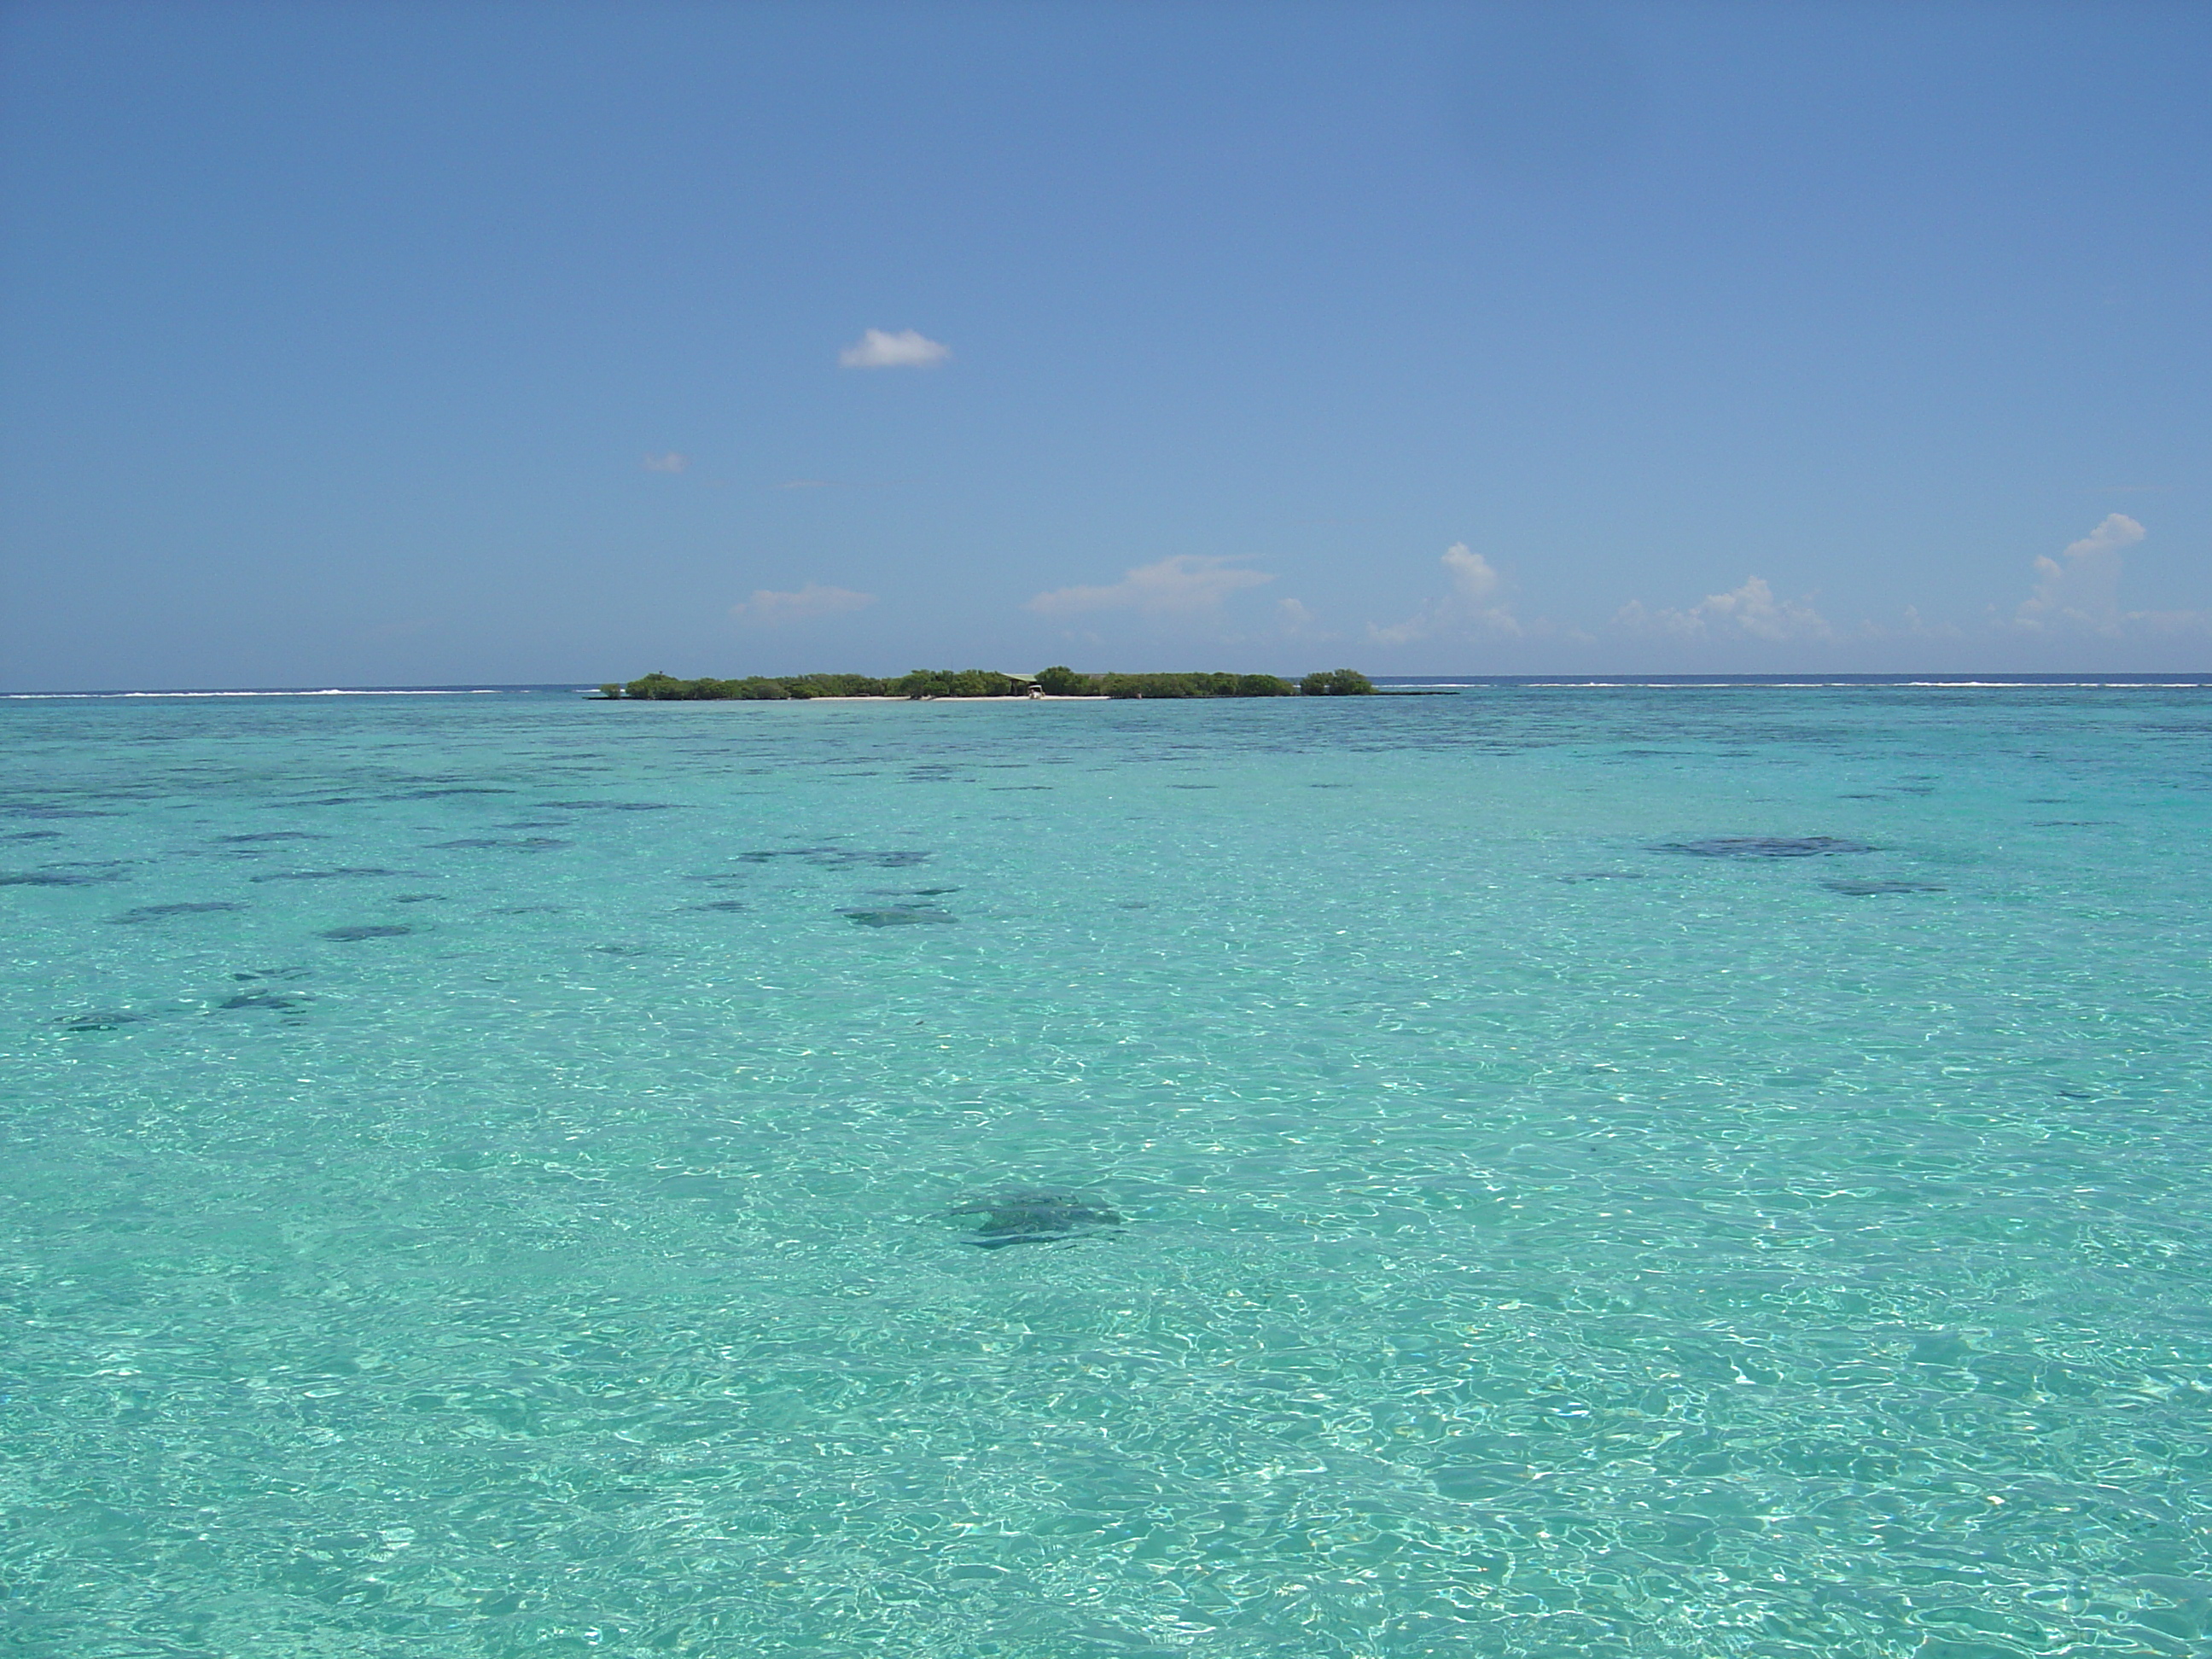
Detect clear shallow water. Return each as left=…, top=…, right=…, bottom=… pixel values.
left=3, top=687, right=2209, bottom=1659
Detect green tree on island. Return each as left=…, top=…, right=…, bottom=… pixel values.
left=603, top=667, right=1373, bottom=700
left=1300, top=668, right=1376, bottom=696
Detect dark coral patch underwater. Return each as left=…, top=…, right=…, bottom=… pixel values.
left=946, top=1191, right=1124, bottom=1249
left=319, top=924, right=413, bottom=941
left=537, top=800, right=684, bottom=812
left=429, top=837, right=570, bottom=851
left=111, top=902, right=247, bottom=923
left=55, top=1009, right=154, bottom=1032
left=251, top=868, right=407, bottom=883
left=1652, top=836, right=1873, bottom=859
left=742, top=847, right=934, bottom=869
left=218, top=991, right=310, bottom=1014
left=839, top=905, right=957, bottom=927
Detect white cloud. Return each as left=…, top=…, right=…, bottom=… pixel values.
left=1275, top=597, right=1337, bottom=639
left=2014, top=513, right=2144, bottom=634
left=1367, top=544, right=1523, bottom=644
left=1026, top=556, right=1274, bottom=618
left=1892, top=605, right=1962, bottom=639
left=2006, top=515, right=2209, bottom=637
left=1613, top=575, right=1831, bottom=641
left=838, top=329, right=951, bottom=369
left=731, top=584, right=877, bottom=626
left=642, top=452, right=688, bottom=473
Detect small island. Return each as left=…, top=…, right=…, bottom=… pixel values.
left=597, top=667, right=1376, bottom=701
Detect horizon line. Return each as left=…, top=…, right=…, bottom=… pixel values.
left=8, top=672, right=2212, bottom=700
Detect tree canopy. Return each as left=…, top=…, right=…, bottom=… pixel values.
left=605, top=667, right=1371, bottom=700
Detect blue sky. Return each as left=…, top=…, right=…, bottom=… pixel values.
left=2, top=0, right=2207, bottom=689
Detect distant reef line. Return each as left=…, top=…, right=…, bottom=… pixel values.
left=600, top=668, right=1377, bottom=701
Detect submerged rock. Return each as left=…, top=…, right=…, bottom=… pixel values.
left=1652, top=836, right=1873, bottom=859
left=537, top=800, right=684, bottom=812
left=946, top=1191, right=1124, bottom=1249
left=251, top=868, right=405, bottom=883
left=218, top=991, right=309, bottom=1013
left=428, top=837, right=569, bottom=851
left=838, top=905, right=957, bottom=927
left=110, top=901, right=247, bottom=923
left=740, top=847, right=934, bottom=869
left=56, top=1009, right=154, bottom=1032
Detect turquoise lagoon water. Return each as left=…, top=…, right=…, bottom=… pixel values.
left=3, top=684, right=2209, bottom=1659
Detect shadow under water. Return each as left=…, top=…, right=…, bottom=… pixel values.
left=945, top=1190, right=1124, bottom=1249
left=1651, top=835, right=1873, bottom=859
left=839, top=905, right=957, bottom=927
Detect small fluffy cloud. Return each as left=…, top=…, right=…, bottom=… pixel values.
left=1890, top=605, right=1962, bottom=639
left=1614, top=575, right=1832, bottom=641
left=642, top=452, right=688, bottom=473
left=838, top=329, right=951, bottom=369
left=1026, top=556, right=1274, bottom=619
left=1275, top=597, right=1336, bottom=639
left=2007, top=515, right=2209, bottom=637
left=2014, top=514, right=2144, bottom=634
left=731, top=584, right=877, bottom=626
left=1368, top=544, right=1522, bottom=644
